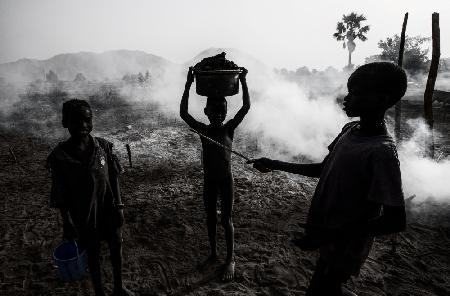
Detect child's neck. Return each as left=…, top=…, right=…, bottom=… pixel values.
left=69, top=135, right=91, bottom=150
left=358, top=116, right=386, bottom=136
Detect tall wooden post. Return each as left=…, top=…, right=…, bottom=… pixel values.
left=424, top=13, right=440, bottom=158
left=395, top=13, right=408, bottom=144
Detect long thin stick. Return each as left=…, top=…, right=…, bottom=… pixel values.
left=424, top=12, right=440, bottom=158
left=190, top=128, right=251, bottom=162
left=395, top=12, right=408, bottom=144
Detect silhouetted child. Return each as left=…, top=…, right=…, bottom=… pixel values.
left=180, top=67, right=250, bottom=281
left=47, top=99, right=133, bottom=296
left=251, top=62, right=407, bottom=296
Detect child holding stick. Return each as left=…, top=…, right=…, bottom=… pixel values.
left=251, top=62, right=407, bottom=295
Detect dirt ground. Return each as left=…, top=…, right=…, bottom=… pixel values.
left=1, top=103, right=450, bottom=296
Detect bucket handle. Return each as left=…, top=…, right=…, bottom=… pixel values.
left=63, top=239, right=81, bottom=259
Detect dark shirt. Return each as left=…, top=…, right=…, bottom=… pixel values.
left=307, top=121, right=404, bottom=275
left=47, top=136, right=122, bottom=232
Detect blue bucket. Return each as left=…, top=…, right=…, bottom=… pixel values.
left=53, top=240, right=87, bottom=282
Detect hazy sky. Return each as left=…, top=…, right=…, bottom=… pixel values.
left=1, top=0, right=449, bottom=70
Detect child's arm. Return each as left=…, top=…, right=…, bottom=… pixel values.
left=251, top=157, right=326, bottom=177
left=110, top=172, right=124, bottom=226
left=48, top=156, right=77, bottom=239
left=180, top=67, right=203, bottom=130
left=227, top=68, right=250, bottom=130
left=105, top=144, right=125, bottom=227
left=60, top=209, right=77, bottom=239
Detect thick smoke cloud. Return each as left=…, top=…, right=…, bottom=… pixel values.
left=138, top=60, right=449, bottom=204
left=398, top=119, right=450, bottom=203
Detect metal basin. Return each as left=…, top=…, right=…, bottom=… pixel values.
left=195, top=69, right=243, bottom=97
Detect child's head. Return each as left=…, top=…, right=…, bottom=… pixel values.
left=62, top=99, right=93, bottom=139
left=344, top=62, right=407, bottom=118
left=204, top=96, right=227, bottom=125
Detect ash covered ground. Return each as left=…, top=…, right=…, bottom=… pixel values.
left=1, top=86, right=450, bottom=296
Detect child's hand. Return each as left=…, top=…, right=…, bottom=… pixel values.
left=248, top=157, right=273, bottom=173
left=186, top=67, right=195, bottom=86
left=114, top=209, right=125, bottom=227
left=239, top=68, right=248, bottom=81
left=62, top=221, right=77, bottom=240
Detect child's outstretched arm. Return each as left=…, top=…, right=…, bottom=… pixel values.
left=227, top=68, right=250, bottom=129
left=251, top=157, right=326, bottom=178
left=180, top=67, right=202, bottom=129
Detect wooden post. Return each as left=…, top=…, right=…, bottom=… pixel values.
left=424, top=13, right=440, bottom=158
left=125, top=144, right=133, bottom=168
left=395, top=12, right=408, bottom=144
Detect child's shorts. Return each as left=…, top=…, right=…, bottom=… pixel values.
left=319, top=235, right=374, bottom=279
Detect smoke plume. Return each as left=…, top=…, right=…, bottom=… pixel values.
left=398, top=119, right=450, bottom=203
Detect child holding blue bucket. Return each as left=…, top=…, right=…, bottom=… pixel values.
left=47, top=99, right=133, bottom=296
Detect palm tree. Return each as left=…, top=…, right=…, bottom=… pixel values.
left=333, top=12, right=370, bottom=69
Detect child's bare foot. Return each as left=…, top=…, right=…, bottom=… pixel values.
left=197, top=254, right=218, bottom=271
left=111, top=286, right=134, bottom=296
left=222, top=261, right=235, bottom=282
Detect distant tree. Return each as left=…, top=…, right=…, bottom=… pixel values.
left=333, top=12, right=370, bottom=69
left=137, top=72, right=145, bottom=83
left=74, top=73, right=87, bottom=82
left=365, top=35, right=430, bottom=74
left=145, top=70, right=151, bottom=82
left=45, top=70, right=59, bottom=83
left=122, top=74, right=132, bottom=83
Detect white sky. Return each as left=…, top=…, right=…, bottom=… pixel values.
left=1, top=0, right=449, bottom=70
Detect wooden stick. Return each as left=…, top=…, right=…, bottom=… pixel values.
left=125, top=144, right=133, bottom=168
left=424, top=12, right=440, bottom=158
left=190, top=128, right=252, bottom=162
left=395, top=12, right=408, bottom=144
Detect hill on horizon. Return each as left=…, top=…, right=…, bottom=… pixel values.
left=0, top=50, right=175, bottom=83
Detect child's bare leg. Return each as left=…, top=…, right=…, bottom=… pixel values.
left=221, top=215, right=235, bottom=281
left=200, top=182, right=218, bottom=269
left=221, top=178, right=235, bottom=281
left=206, top=211, right=218, bottom=259
left=109, top=237, right=134, bottom=296
left=86, top=240, right=105, bottom=296
left=306, top=258, right=344, bottom=296
left=109, top=240, right=122, bottom=291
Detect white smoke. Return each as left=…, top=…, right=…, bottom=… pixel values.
left=398, top=118, right=450, bottom=203
left=144, top=62, right=450, bottom=204
left=241, top=72, right=348, bottom=161
left=131, top=58, right=348, bottom=161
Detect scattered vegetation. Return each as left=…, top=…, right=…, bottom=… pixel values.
left=366, top=35, right=431, bottom=74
